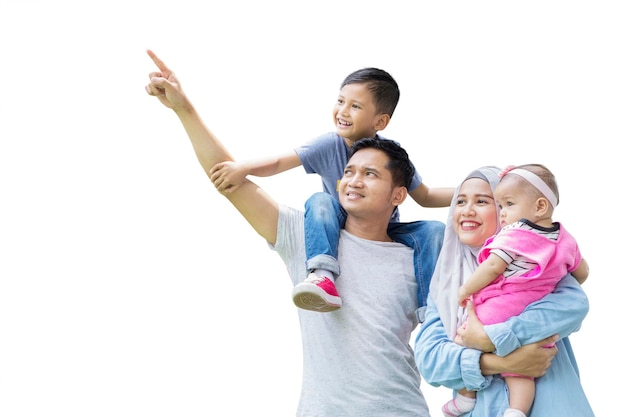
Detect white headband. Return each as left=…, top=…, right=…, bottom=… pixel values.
left=507, top=168, right=558, bottom=208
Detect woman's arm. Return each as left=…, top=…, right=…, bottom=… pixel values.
left=417, top=276, right=580, bottom=389
left=484, top=274, right=588, bottom=357
left=414, top=298, right=491, bottom=392
left=479, top=335, right=558, bottom=378
left=455, top=274, right=588, bottom=356
left=416, top=300, right=559, bottom=389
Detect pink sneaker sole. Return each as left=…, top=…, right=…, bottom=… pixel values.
left=292, top=283, right=342, bottom=312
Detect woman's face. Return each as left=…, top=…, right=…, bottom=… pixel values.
left=453, top=177, right=498, bottom=248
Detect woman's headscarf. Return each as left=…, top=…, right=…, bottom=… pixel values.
left=429, top=166, right=501, bottom=339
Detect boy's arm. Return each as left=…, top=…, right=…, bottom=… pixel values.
left=211, top=151, right=302, bottom=193
left=409, top=183, right=455, bottom=207
left=458, top=253, right=507, bottom=305
left=146, top=50, right=279, bottom=244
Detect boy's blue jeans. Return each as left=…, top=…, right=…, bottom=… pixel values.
left=304, top=192, right=445, bottom=319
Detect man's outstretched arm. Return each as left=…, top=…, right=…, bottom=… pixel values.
left=145, top=49, right=279, bottom=244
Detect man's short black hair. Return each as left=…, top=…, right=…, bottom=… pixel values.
left=351, top=138, right=415, bottom=188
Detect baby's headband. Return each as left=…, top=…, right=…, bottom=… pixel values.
left=502, top=167, right=558, bottom=208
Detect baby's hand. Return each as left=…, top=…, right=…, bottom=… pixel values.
left=458, top=286, right=470, bottom=306
left=454, top=300, right=495, bottom=352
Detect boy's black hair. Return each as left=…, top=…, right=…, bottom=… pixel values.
left=351, top=137, right=415, bottom=188
left=341, top=68, right=400, bottom=117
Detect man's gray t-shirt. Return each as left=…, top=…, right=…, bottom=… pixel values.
left=271, top=205, right=430, bottom=417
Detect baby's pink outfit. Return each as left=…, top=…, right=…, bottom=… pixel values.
left=473, top=222, right=581, bottom=324
left=472, top=221, right=582, bottom=378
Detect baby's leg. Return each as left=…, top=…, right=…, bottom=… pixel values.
left=442, top=388, right=476, bottom=417
left=505, top=375, right=535, bottom=416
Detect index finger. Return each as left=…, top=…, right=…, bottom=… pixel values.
left=147, top=49, right=170, bottom=72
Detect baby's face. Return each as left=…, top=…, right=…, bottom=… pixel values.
left=494, top=178, right=539, bottom=227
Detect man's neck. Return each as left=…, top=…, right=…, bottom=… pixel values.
left=344, top=217, right=393, bottom=242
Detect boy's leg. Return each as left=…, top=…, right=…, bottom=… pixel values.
left=303, top=192, right=345, bottom=276
left=387, top=220, right=445, bottom=321
left=292, top=192, right=346, bottom=312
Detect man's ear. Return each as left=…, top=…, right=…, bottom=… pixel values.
left=392, top=186, right=408, bottom=207
left=375, top=114, right=391, bottom=131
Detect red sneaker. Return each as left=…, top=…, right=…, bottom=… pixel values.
left=292, top=273, right=342, bottom=312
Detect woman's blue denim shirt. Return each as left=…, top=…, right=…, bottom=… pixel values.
left=414, top=274, right=595, bottom=416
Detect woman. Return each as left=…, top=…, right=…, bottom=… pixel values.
left=414, top=166, right=594, bottom=416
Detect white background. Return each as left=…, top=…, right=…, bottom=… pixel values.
left=0, top=1, right=622, bottom=416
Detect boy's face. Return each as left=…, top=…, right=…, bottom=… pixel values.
left=333, top=83, right=387, bottom=144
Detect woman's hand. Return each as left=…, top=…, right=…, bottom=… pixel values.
left=455, top=300, right=495, bottom=352
left=480, top=335, right=559, bottom=378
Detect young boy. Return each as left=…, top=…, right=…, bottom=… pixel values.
left=210, top=67, right=454, bottom=316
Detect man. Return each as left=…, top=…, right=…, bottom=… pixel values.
left=145, top=50, right=431, bottom=417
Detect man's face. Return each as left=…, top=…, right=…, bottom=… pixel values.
left=338, top=148, right=402, bottom=219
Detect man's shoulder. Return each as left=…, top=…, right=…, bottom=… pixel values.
left=277, top=205, right=305, bottom=234
left=279, top=204, right=304, bottom=217
left=274, top=205, right=305, bottom=253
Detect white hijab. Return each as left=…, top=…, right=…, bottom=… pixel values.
left=429, top=166, right=502, bottom=339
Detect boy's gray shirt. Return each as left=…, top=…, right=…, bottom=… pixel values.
left=271, top=205, right=430, bottom=417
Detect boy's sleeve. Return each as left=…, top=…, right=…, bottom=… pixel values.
left=295, top=132, right=337, bottom=174
left=404, top=157, right=423, bottom=192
